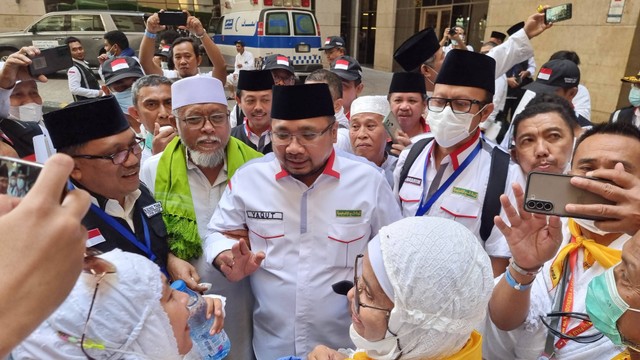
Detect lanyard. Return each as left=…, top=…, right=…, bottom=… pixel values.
left=90, top=204, right=156, bottom=263
left=555, top=237, right=592, bottom=350
left=415, top=141, right=482, bottom=217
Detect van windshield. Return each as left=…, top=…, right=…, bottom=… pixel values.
left=293, top=12, right=315, bottom=36
left=266, top=12, right=290, bottom=35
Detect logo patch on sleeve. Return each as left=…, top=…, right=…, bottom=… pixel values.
left=246, top=211, right=284, bottom=220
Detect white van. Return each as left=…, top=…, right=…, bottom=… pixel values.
left=210, top=1, right=322, bottom=77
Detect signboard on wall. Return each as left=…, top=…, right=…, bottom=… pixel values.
left=607, top=0, right=625, bottom=23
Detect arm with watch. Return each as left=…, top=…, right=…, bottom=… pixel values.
left=185, top=13, right=227, bottom=84
left=489, top=182, right=564, bottom=331
left=139, top=12, right=165, bottom=76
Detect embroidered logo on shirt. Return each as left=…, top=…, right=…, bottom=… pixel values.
left=142, top=202, right=163, bottom=218
left=246, top=211, right=284, bottom=220
left=452, top=187, right=478, bottom=200
left=405, top=176, right=422, bottom=186
left=336, top=210, right=362, bottom=217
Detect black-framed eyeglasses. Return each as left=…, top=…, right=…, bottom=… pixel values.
left=178, top=112, right=229, bottom=128
left=72, top=137, right=144, bottom=165
left=427, top=96, right=485, bottom=114
left=271, top=121, right=335, bottom=147
left=353, top=254, right=393, bottom=316
left=539, top=312, right=604, bottom=344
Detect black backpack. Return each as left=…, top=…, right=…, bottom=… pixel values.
left=398, top=137, right=510, bottom=241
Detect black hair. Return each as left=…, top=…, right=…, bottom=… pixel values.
left=64, top=36, right=81, bottom=45
left=159, top=29, right=180, bottom=45
left=549, top=50, right=581, bottom=66
left=511, top=94, right=577, bottom=142
left=574, top=121, right=640, bottom=154
left=103, top=30, right=129, bottom=49
left=167, top=37, right=201, bottom=70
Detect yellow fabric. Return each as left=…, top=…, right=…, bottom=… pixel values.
left=612, top=349, right=630, bottom=360
left=549, top=219, right=622, bottom=288
left=346, top=331, right=482, bottom=360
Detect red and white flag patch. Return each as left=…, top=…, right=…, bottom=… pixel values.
left=276, top=56, right=289, bottom=66
left=110, top=58, right=129, bottom=72
left=324, top=37, right=331, bottom=45
left=87, top=228, right=106, bottom=247
left=538, top=67, right=552, bottom=81
left=335, top=59, right=349, bottom=70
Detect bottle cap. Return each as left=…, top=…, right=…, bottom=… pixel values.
left=170, top=279, right=188, bottom=292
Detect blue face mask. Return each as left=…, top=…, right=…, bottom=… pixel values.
left=113, top=88, right=133, bottom=114
left=145, top=131, right=153, bottom=150
left=585, top=265, right=640, bottom=346
left=629, top=86, right=640, bottom=107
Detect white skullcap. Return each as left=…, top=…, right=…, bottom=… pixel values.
left=350, top=95, right=390, bottom=118
left=13, top=249, right=183, bottom=359
left=171, top=75, right=227, bottom=111
left=375, top=217, right=493, bottom=359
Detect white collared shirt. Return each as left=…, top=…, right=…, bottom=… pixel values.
left=204, top=151, right=402, bottom=359
left=90, top=189, right=142, bottom=231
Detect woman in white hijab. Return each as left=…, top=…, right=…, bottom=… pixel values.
left=308, top=217, right=494, bottom=360
left=12, top=249, right=224, bottom=359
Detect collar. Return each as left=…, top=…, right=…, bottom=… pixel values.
left=275, top=149, right=341, bottom=181
left=244, top=121, right=270, bottom=137
left=432, top=130, right=481, bottom=170
left=89, top=189, right=141, bottom=216
left=442, top=330, right=482, bottom=360
left=72, top=58, right=90, bottom=67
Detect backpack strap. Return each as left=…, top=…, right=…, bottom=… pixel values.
left=398, top=137, right=433, bottom=189
left=480, top=146, right=510, bottom=241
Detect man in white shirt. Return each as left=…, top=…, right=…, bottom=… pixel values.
left=204, top=83, right=402, bottom=359
left=227, top=40, right=255, bottom=97
left=140, top=76, right=262, bottom=360
left=65, top=37, right=103, bottom=101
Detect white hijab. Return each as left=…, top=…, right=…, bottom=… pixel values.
left=13, top=249, right=183, bottom=360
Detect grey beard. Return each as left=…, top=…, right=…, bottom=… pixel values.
left=188, top=147, right=226, bottom=168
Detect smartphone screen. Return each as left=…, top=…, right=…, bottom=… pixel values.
left=524, top=171, right=614, bottom=220
left=382, top=111, right=400, bottom=143
left=0, top=156, right=43, bottom=198
left=158, top=11, right=188, bottom=26
left=28, top=45, right=73, bottom=77
left=545, top=3, right=573, bottom=24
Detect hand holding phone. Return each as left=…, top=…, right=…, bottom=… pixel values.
left=544, top=3, right=572, bottom=24
left=158, top=11, right=188, bottom=26
left=382, top=111, right=400, bottom=143
left=28, top=45, right=72, bottom=77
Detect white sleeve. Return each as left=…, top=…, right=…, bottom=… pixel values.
left=526, top=56, right=536, bottom=75
left=573, top=84, right=591, bottom=121
left=487, top=29, right=534, bottom=79
left=67, top=66, right=100, bottom=98
left=229, top=104, right=238, bottom=128
left=0, top=85, right=13, bottom=119
left=203, top=177, right=247, bottom=265
left=245, top=51, right=255, bottom=70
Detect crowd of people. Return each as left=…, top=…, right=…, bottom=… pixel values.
left=1, top=5, right=640, bottom=360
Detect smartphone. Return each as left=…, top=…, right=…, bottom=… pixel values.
left=158, top=11, right=188, bottom=26
left=28, top=45, right=72, bottom=77
left=382, top=111, right=400, bottom=143
left=524, top=172, right=615, bottom=220
left=0, top=156, right=43, bottom=198
left=545, top=3, right=572, bottom=24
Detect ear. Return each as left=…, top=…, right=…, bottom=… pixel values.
left=510, top=147, right=518, bottom=164
left=334, top=98, right=344, bottom=113
left=355, top=83, right=364, bottom=96
left=70, top=163, right=82, bottom=182
left=478, top=103, right=494, bottom=123
left=566, top=87, right=578, bottom=101
left=331, top=120, right=338, bottom=143
left=128, top=106, right=141, bottom=123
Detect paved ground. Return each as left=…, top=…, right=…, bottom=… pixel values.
left=37, top=66, right=393, bottom=111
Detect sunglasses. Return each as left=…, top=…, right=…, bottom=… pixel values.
left=539, top=311, right=604, bottom=344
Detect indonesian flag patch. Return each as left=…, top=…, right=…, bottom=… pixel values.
left=276, top=55, right=289, bottom=66
left=538, top=67, right=552, bottom=81
left=87, top=228, right=106, bottom=247
left=335, top=59, right=349, bottom=70
left=324, top=37, right=331, bottom=45
left=110, top=58, right=129, bottom=72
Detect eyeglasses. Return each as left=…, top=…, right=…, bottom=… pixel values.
left=72, top=137, right=144, bottom=165
left=427, top=97, right=485, bottom=114
left=178, top=112, right=228, bottom=128
left=271, top=121, right=335, bottom=147
left=539, top=312, right=604, bottom=344
left=353, top=254, right=393, bottom=316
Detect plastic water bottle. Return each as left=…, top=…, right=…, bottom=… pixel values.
left=171, top=280, right=231, bottom=360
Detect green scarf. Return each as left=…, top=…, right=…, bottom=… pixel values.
left=155, top=136, right=263, bottom=260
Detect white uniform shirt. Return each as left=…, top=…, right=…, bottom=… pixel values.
left=381, top=154, right=397, bottom=188
left=481, top=222, right=629, bottom=360
left=161, top=68, right=213, bottom=80
left=242, top=122, right=271, bottom=151
left=204, top=151, right=402, bottom=359
left=234, top=50, right=255, bottom=74
left=335, top=107, right=352, bottom=153
left=67, top=59, right=101, bottom=99
left=487, top=29, right=535, bottom=80
left=393, top=132, right=524, bottom=257
left=140, top=152, right=258, bottom=360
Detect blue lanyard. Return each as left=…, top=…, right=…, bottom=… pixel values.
left=415, top=141, right=482, bottom=216
left=90, top=203, right=156, bottom=263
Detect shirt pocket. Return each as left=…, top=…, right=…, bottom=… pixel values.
left=247, top=219, right=285, bottom=270
left=439, top=196, right=481, bottom=229
left=326, top=223, right=371, bottom=269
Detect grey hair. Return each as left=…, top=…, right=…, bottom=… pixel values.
left=131, top=75, right=173, bottom=106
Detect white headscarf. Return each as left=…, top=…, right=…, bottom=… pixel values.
left=363, top=217, right=493, bottom=359
left=13, top=249, right=183, bottom=360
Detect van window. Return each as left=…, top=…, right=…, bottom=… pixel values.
left=33, top=15, right=68, bottom=32
left=293, top=12, right=315, bottom=36
left=266, top=12, right=290, bottom=35
left=112, top=15, right=146, bottom=32
left=70, top=15, right=105, bottom=32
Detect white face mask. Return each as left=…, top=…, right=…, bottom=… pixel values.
left=16, top=178, right=25, bottom=189
left=349, top=324, right=401, bottom=360
left=428, top=105, right=483, bottom=148
left=9, top=103, right=43, bottom=122
left=573, top=218, right=609, bottom=236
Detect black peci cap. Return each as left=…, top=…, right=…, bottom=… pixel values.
left=271, top=84, right=334, bottom=120
left=435, top=49, right=496, bottom=95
